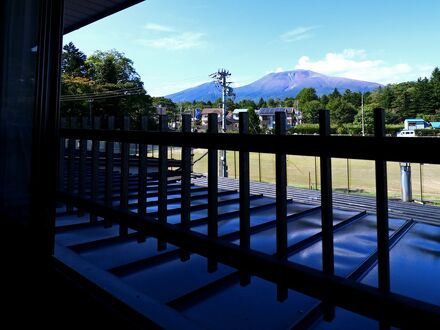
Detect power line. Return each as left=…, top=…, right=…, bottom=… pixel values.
left=60, top=87, right=145, bottom=102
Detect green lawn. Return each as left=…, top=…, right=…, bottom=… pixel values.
left=166, top=147, right=440, bottom=204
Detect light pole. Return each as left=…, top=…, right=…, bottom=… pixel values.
left=361, top=92, right=365, bottom=136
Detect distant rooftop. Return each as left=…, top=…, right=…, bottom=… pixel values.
left=202, top=108, right=223, bottom=115
left=258, top=107, right=295, bottom=115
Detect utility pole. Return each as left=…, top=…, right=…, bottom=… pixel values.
left=295, top=100, right=300, bottom=125
left=361, top=92, right=365, bottom=136
left=210, top=69, right=234, bottom=177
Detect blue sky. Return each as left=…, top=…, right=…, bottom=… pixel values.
left=65, top=0, right=440, bottom=96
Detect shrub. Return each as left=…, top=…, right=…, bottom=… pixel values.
left=415, top=129, right=440, bottom=136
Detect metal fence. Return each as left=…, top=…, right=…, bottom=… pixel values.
left=57, top=109, right=440, bottom=328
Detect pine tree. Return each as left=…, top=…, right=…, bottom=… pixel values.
left=61, top=42, right=87, bottom=77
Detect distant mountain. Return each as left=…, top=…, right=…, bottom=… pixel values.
left=165, top=82, right=221, bottom=103
left=166, top=69, right=382, bottom=102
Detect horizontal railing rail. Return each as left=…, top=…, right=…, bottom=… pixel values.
left=59, top=128, right=440, bottom=164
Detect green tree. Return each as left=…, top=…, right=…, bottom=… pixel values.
left=61, top=42, right=87, bottom=77
left=100, top=57, right=118, bottom=84
left=329, top=88, right=341, bottom=100
left=381, top=86, right=395, bottom=110
left=342, top=89, right=361, bottom=107
left=328, top=99, right=357, bottom=125
left=267, top=98, right=277, bottom=107
left=430, top=67, right=440, bottom=111
left=283, top=97, right=295, bottom=107
left=226, top=98, right=236, bottom=112
left=86, top=50, right=141, bottom=85
left=237, top=99, right=257, bottom=110
left=295, top=88, right=318, bottom=105
left=414, top=77, right=435, bottom=116
left=152, top=97, right=177, bottom=117
left=248, top=108, right=261, bottom=134
left=301, top=100, right=321, bottom=124
left=257, top=97, right=266, bottom=109
left=354, top=104, right=376, bottom=133
left=320, top=94, right=330, bottom=107
left=61, top=45, right=153, bottom=122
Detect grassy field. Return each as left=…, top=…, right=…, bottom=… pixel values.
left=164, top=147, right=440, bottom=204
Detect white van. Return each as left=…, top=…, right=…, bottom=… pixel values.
left=396, top=130, right=415, bottom=137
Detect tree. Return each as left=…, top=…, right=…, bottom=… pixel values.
left=414, top=77, right=435, bottom=116
left=213, top=98, right=222, bottom=108
left=257, top=97, right=266, bottom=109
left=267, top=98, right=277, bottom=107
left=61, top=42, right=87, bottom=77
left=283, top=97, right=295, bottom=107
left=237, top=99, right=257, bottom=110
left=342, top=89, right=361, bottom=107
left=226, top=98, right=236, bottom=112
left=86, top=50, right=141, bottom=85
left=354, top=104, right=376, bottom=133
left=301, top=100, right=321, bottom=124
left=295, top=88, right=318, bottom=105
left=152, top=97, right=177, bottom=117
left=248, top=108, right=261, bottom=134
left=329, top=88, right=341, bottom=100
left=320, top=94, right=330, bottom=107
left=100, top=57, right=118, bottom=84
left=328, top=99, right=357, bottom=125
left=61, top=45, right=153, bottom=122
left=381, top=86, right=395, bottom=110
left=430, top=67, right=440, bottom=111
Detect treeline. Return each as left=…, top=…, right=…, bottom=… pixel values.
left=62, top=42, right=440, bottom=129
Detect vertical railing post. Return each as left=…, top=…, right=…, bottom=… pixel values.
left=67, top=117, right=77, bottom=212
left=180, top=114, right=192, bottom=261
left=319, top=109, right=335, bottom=321
left=239, top=112, right=251, bottom=286
left=158, top=115, right=168, bottom=250
left=137, top=116, right=148, bottom=242
left=258, top=152, right=262, bottom=182
left=315, top=156, right=318, bottom=190
left=319, top=109, right=335, bottom=275
left=275, top=111, right=288, bottom=301
left=90, top=117, right=100, bottom=222
left=105, top=116, right=115, bottom=227
left=374, top=108, right=390, bottom=293
left=420, top=163, right=423, bottom=203
left=207, top=113, right=219, bottom=272
left=234, top=150, right=237, bottom=179
left=119, top=116, right=130, bottom=236
left=58, top=118, right=66, bottom=195
left=77, top=117, right=88, bottom=216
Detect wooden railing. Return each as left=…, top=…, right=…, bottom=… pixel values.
left=57, top=109, right=440, bottom=328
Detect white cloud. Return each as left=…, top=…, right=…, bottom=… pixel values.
left=144, top=23, right=174, bottom=32
left=281, top=26, right=318, bottom=43
left=137, top=32, right=206, bottom=50
left=264, top=67, right=285, bottom=75
left=294, top=49, right=433, bottom=84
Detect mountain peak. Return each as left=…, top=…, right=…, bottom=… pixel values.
left=166, top=69, right=382, bottom=102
